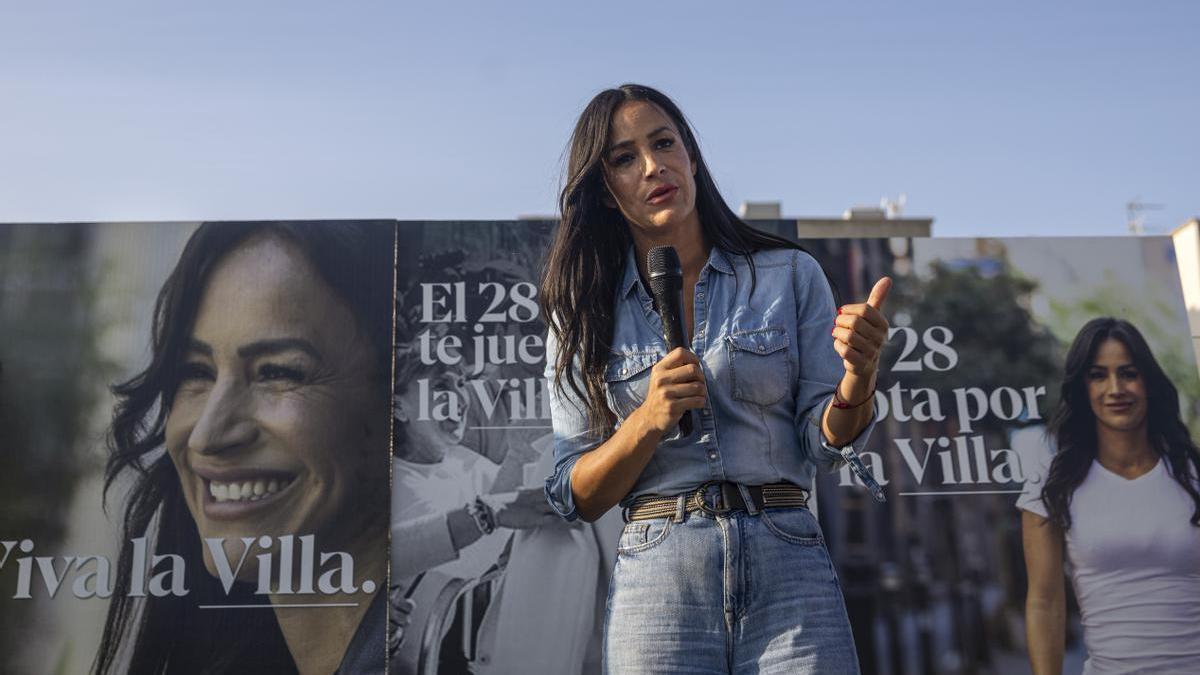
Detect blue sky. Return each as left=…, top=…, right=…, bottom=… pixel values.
left=1, top=1, right=1195, bottom=236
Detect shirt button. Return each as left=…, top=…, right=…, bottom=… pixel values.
left=708, top=452, right=718, bottom=460
left=758, top=345, right=765, bottom=352
left=620, top=368, right=627, bottom=376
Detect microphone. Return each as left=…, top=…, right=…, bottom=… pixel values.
left=647, top=245, right=694, bottom=438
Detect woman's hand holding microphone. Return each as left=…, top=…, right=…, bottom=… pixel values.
left=636, top=348, right=708, bottom=435
left=570, top=347, right=709, bottom=521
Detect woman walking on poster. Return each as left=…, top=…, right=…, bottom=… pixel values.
left=541, top=84, right=889, bottom=673
left=1019, top=318, right=1200, bottom=674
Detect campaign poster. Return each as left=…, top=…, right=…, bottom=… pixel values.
left=391, top=222, right=1197, bottom=675
left=825, top=235, right=1199, bottom=675
left=0, top=221, right=394, bottom=674
left=390, top=220, right=604, bottom=675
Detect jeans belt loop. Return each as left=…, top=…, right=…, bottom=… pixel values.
left=737, top=483, right=761, bottom=516
left=715, top=480, right=734, bottom=506
left=674, top=493, right=687, bottom=523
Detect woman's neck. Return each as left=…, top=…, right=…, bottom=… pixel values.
left=1095, top=424, right=1157, bottom=477
left=271, top=538, right=386, bottom=675
left=632, top=220, right=710, bottom=283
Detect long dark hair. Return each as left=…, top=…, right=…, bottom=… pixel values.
left=1042, top=317, right=1200, bottom=529
left=94, top=221, right=395, bottom=675
left=540, top=83, right=807, bottom=432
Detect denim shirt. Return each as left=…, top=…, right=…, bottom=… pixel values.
left=544, top=245, right=879, bottom=521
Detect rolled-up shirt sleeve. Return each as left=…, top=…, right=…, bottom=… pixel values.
left=792, top=252, right=877, bottom=474
left=542, top=329, right=607, bottom=521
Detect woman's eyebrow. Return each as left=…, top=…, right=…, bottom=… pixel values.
left=1090, top=363, right=1135, bottom=372
left=606, top=126, right=673, bottom=154
left=236, top=338, right=323, bottom=361
left=186, top=339, right=212, bottom=356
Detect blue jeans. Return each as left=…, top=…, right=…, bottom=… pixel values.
left=604, top=505, right=860, bottom=674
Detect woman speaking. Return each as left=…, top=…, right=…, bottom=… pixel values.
left=541, top=84, right=889, bottom=673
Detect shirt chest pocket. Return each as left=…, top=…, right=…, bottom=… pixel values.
left=604, top=352, right=660, bottom=420
left=726, top=327, right=792, bottom=406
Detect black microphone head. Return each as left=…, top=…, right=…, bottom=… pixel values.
left=647, top=246, right=682, bottom=281
left=647, top=245, right=682, bottom=302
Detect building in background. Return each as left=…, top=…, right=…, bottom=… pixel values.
left=739, top=199, right=934, bottom=239
left=1172, top=218, right=1200, bottom=368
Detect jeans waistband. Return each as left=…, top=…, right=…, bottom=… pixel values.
left=625, top=481, right=809, bottom=522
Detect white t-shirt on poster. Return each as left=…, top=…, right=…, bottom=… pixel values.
left=392, top=445, right=502, bottom=581
left=1017, top=456, right=1200, bottom=674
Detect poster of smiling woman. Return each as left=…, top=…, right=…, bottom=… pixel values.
left=0, top=221, right=394, bottom=675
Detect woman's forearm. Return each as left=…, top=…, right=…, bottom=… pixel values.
left=569, top=406, right=663, bottom=522
left=1021, top=510, right=1067, bottom=675
left=822, top=370, right=876, bottom=447
left=1025, top=592, right=1066, bottom=675
left=446, top=505, right=484, bottom=551
left=392, top=510, right=478, bottom=576
left=567, top=347, right=705, bottom=521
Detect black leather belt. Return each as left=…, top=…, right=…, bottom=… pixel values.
left=625, top=481, right=809, bottom=521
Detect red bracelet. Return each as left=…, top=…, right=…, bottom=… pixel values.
left=831, top=386, right=875, bottom=409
